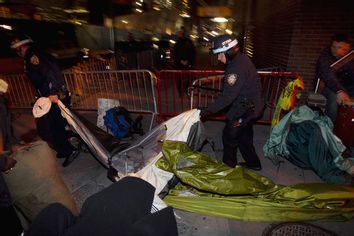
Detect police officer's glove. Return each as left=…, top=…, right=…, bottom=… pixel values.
left=199, top=107, right=211, bottom=122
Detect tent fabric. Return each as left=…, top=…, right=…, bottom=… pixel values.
left=158, top=141, right=354, bottom=222
left=164, top=184, right=354, bottom=222
left=157, top=141, right=275, bottom=195
left=285, top=121, right=351, bottom=184
left=58, top=101, right=201, bottom=210
left=263, top=105, right=354, bottom=180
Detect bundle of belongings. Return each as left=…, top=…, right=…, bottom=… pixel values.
left=56, top=104, right=354, bottom=222
left=264, top=105, right=354, bottom=184
left=21, top=99, right=354, bottom=226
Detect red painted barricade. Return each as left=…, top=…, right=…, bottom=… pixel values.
left=156, top=70, right=224, bottom=120
left=157, top=70, right=298, bottom=125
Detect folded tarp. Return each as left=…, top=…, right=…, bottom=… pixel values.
left=158, top=141, right=354, bottom=221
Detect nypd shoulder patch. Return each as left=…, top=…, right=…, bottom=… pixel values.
left=30, top=55, right=40, bottom=65
left=226, top=73, right=238, bottom=86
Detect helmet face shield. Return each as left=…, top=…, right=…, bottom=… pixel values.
left=10, top=38, right=33, bottom=49
left=212, top=39, right=238, bottom=54
left=211, top=35, right=238, bottom=54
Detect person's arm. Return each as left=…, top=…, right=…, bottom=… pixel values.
left=35, top=55, right=64, bottom=103
left=207, top=70, right=247, bottom=114
left=318, top=55, right=345, bottom=93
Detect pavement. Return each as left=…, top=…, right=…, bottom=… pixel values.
left=10, top=109, right=354, bottom=236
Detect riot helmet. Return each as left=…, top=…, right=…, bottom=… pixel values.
left=210, top=35, right=239, bottom=61
left=10, top=33, right=33, bottom=49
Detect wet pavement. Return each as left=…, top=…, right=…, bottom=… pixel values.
left=11, top=109, right=354, bottom=236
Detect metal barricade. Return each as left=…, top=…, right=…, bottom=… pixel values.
left=190, top=71, right=298, bottom=125
left=1, top=73, right=35, bottom=109
left=64, top=70, right=158, bottom=130
left=3, top=70, right=158, bottom=130
left=156, top=70, right=224, bottom=120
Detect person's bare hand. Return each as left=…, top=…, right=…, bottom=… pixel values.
left=2, top=156, right=17, bottom=173
left=11, top=143, right=32, bottom=152
left=336, top=91, right=350, bottom=105
left=48, top=95, right=59, bottom=103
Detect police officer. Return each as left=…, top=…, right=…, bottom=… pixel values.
left=11, top=34, right=79, bottom=167
left=200, top=35, right=264, bottom=170
left=315, top=33, right=354, bottom=122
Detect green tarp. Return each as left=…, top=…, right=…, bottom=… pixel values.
left=157, top=141, right=354, bottom=222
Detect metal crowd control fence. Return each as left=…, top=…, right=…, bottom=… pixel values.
left=67, top=58, right=117, bottom=72
left=2, top=70, right=158, bottom=130
left=157, top=70, right=298, bottom=125
left=156, top=70, right=224, bottom=120
left=190, top=71, right=298, bottom=125
left=1, top=73, right=35, bottom=109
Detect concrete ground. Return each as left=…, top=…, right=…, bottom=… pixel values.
left=10, top=109, right=354, bottom=236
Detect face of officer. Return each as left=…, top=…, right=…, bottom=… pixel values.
left=331, top=41, right=351, bottom=59
left=16, top=45, right=28, bottom=58
left=217, top=53, right=227, bottom=64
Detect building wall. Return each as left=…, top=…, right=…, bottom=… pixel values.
left=248, top=0, right=300, bottom=70
left=287, top=0, right=354, bottom=91
left=247, top=0, right=354, bottom=93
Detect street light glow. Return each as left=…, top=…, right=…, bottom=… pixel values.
left=180, top=13, right=191, bottom=18
left=225, top=29, right=233, bottom=35
left=211, top=17, right=228, bottom=23
left=0, top=24, right=12, bottom=30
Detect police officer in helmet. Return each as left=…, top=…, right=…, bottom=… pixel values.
left=200, top=35, right=264, bottom=170
left=11, top=33, right=79, bottom=167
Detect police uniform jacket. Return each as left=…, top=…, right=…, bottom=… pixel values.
left=24, top=47, right=66, bottom=97
left=206, top=52, right=264, bottom=121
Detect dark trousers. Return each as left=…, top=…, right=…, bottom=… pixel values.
left=36, top=103, right=74, bottom=157
left=0, top=96, right=18, bottom=150
left=0, top=205, right=23, bottom=236
left=222, top=119, right=261, bottom=168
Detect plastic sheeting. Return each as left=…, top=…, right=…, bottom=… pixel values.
left=158, top=141, right=354, bottom=222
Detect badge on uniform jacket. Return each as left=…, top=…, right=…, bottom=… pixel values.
left=30, top=55, right=40, bottom=65
left=226, top=74, right=238, bottom=86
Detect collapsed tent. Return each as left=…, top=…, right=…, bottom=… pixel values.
left=157, top=141, right=354, bottom=222
left=264, top=105, right=354, bottom=184
left=57, top=101, right=200, bottom=208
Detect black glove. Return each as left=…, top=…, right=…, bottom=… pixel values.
left=199, top=107, right=211, bottom=122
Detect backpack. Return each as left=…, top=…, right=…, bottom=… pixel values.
left=104, top=106, right=143, bottom=139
